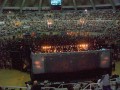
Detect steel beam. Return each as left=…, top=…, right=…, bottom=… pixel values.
left=89, top=0, right=96, bottom=10
left=109, top=0, right=116, bottom=11
left=103, top=11, right=120, bottom=34
left=20, top=0, right=26, bottom=13
left=38, top=0, right=43, bottom=12
left=73, top=0, right=77, bottom=10
left=0, top=0, right=8, bottom=13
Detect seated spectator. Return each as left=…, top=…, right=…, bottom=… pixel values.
left=31, top=80, right=41, bottom=90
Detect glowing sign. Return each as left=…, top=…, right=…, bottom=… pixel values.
left=51, top=0, right=61, bottom=5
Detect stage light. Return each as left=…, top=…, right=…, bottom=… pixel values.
left=42, top=46, right=51, bottom=49
left=36, top=65, right=41, bottom=69
left=34, top=61, right=40, bottom=65
left=77, top=44, right=88, bottom=50
left=34, top=61, right=42, bottom=69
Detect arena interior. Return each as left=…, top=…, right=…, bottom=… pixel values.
left=0, top=0, right=120, bottom=90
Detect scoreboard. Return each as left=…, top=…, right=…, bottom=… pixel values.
left=51, top=0, right=62, bottom=5
left=50, top=0, right=62, bottom=10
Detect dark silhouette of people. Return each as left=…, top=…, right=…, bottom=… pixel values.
left=112, top=61, right=115, bottom=71
left=101, top=74, right=112, bottom=90
left=67, top=84, right=74, bottom=90
left=31, top=80, right=41, bottom=90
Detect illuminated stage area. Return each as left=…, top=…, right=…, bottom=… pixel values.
left=40, top=44, right=89, bottom=53
left=0, top=0, right=120, bottom=89
left=31, top=50, right=112, bottom=82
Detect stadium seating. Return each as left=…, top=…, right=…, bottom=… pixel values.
left=0, top=10, right=120, bottom=38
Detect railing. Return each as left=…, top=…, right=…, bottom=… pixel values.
left=41, top=82, right=102, bottom=90
left=1, top=86, right=27, bottom=90
left=81, top=80, right=117, bottom=90
left=0, top=80, right=117, bottom=90
left=81, top=83, right=102, bottom=90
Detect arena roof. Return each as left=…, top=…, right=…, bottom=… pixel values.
left=0, top=0, right=120, bottom=12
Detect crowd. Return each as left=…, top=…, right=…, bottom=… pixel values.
left=0, top=9, right=120, bottom=70
left=0, top=34, right=120, bottom=70
left=0, top=9, right=120, bottom=38
left=0, top=39, right=12, bottom=69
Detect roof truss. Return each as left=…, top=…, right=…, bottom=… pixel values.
left=0, top=0, right=8, bottom=13
left=20, top=0, right=26, bottom=13
left=38, top=0, right=43, bottom=12
left=89, top=0, right=96, bottom=10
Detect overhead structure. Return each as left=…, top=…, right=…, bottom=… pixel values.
left=89, top=0, right=96, bottom=11
left=20, top=0, right=26, bottom=13
left=38, top=0, right=43, bottom=12
left=0, top=0, right=120, bottom=12
left=0, top=0, right=8, bottom=13
left=72, top=0, right=77, bottom=10
left=0, top=0, right=120, bottom=38
left=109, top=0, right=116, bottom=11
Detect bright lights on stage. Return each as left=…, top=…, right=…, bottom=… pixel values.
left=42, top=46, right=51, bottom=50
left=40, top=44, right=89, bottom=53
left=77, top=44, right=88, bottom=50
left=41, top=46, right=52, bottom=53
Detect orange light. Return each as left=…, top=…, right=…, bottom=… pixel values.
left=77, top=44, right=88, bottom=50
left=36, top=65, right=41, bottom=69
left=34, top=61, right=42, bottom=69
left=42, top=46, right=51, bottom=50
left=101, top=60, right=108, bottom=65
left=34, top=61, right=40, bottom=65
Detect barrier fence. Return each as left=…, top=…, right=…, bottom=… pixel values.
left=0, top=81, right=118, bottom=90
